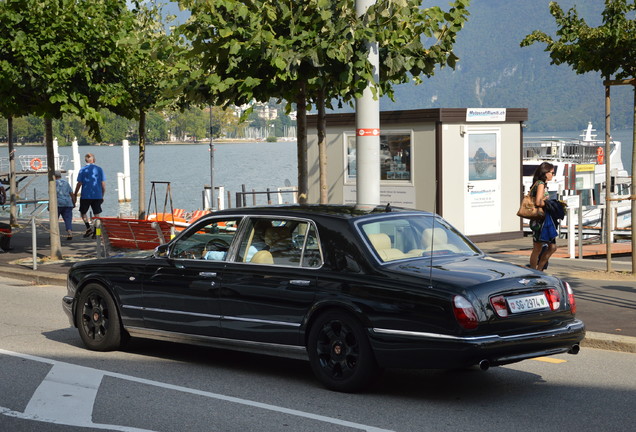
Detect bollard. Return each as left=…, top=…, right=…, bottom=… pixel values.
left=217, top=186, right=225, bottom=210
left=31, top=216, right=37, bottom=271
left=95, top=219, right=104, bottom=258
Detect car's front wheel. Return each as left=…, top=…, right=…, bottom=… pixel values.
left=307, top=310, right=380, bottom=392
left=76, top=283, right=123, bottom=351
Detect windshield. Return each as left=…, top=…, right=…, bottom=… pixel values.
left=358, top=214, right=480, bottom=263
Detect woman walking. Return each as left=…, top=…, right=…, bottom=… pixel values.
left=529, top=162, right=556, bottom=271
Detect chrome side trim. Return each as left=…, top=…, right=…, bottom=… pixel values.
left=122, top=305, right=300, bottom=327
left=222, top=316, right=301, bottom=328
left=125, top=326, right=308, bottom=360
left=123, top=305, right=221, bottom=320
left=371, top=319, right=585, bottom=342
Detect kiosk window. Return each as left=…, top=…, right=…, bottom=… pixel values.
left=347, top=133, right=411, bottom=182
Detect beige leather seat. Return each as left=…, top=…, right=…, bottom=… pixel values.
left=408, top=227, right=460, bottom=256
left=367, top=233, right=406, bottom=262
left=249, top=249, right=274, bottom=264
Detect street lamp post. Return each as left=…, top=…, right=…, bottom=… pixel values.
left=355, top=0, right=380, bottom=209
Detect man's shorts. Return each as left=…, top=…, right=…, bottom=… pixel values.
left=79, top=199, right=103, bottom=216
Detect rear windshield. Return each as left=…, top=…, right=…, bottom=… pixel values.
left=358, top=214, right=480, bottom=263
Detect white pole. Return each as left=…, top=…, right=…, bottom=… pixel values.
left=31, top=216, right=37, bottom=270
left=355, top=0, right=380, bottom=209
left=567, top=206, right=575, bottom=259
left=53, top=137, right=59, bottom=170
left=122, top=139, right=132, bottom=201
left=71, top=138, right=81, bottom=191
left=117, top=172, right=125, bottom=203
left=217, top=186, right=225, bottom=210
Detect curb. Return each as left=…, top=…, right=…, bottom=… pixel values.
left=581, top=331, right=636, bottom=353
left=0, top=265, right=66, bottom=286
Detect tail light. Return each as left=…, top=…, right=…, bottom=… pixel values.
left=453, top=295, right=478, bottom=329
left=544, top=288, right=561, bottom=311
left=565, top=282, right=576, bottom=314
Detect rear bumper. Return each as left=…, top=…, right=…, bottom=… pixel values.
left=369, top=319, right=585, bottom=369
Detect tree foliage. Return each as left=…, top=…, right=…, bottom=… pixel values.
left=178, top=0, right=470, bottom=109
left=177, top=0, right=470, bottom=202
left=0, top=0, right=137, bottom=138
left=521, top=0, right=636, bottom=80
left=0, top=0, right=137, bottom=258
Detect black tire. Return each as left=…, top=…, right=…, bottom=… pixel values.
left=307, top=310, right=380, bottom=392
left=76, top=283, right=123, bottom=351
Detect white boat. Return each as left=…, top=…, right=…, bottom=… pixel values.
left=523, top=122, right=631, bottom=234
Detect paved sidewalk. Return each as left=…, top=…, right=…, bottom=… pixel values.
left=0, top=219, right=634, bottom=353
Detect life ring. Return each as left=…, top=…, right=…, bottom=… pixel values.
left=596, top=147, right=604, bottom=164
left=30, top=158, right=43, bottom=171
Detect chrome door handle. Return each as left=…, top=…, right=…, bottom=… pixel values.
left=290, top=280, right=311, bottom=286
left=199, top=272, right=217, bottom=277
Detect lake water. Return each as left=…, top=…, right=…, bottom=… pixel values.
left=9, top=141, right=298, bottom=217
left=6, top=126, right=633, bottom=218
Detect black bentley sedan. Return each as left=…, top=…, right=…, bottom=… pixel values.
left=63, top=205, right=584, bottom=392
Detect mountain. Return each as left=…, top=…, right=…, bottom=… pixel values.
left=385, top=0, right=633, bottom=132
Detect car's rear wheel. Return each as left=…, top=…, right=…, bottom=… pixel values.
left=76, top=283, right=123, bottom=351
left=307, top=310, right=380, bottom=392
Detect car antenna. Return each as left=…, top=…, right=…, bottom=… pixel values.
left=429, top=182, right=437, bottom=286
left=385, top=203, right=392, bottom=212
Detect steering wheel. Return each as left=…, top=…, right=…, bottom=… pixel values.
left=204, top=238, right=230, bottom=252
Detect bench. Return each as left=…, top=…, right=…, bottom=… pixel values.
left=95, top=217, right=175, bottom=257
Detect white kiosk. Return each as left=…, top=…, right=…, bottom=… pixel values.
left=306, top=108, right=528, bottom=242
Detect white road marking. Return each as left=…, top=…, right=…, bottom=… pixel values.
left=0, top=348, right=393, bottom=432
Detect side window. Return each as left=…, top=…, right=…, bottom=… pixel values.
left=238, top=218, right=323, bottom=268
left=171, top=218, right=240, bottom=261
left=301, top=224, right=323, bottom=268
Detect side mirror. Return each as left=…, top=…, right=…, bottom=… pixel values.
left=154, top=244, right=169, bottom=258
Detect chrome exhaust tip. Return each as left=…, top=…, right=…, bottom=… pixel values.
left=568, top=344, right=580, bottom=355
left=479, top=359, right=490, bottom=371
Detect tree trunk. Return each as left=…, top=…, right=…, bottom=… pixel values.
left=317, top=87, right=328, bottom=204
left=296, top=81, right=308, bottom=204
left=45, top=117, right=62, bottom=259
left=7, top=117, right=17, bottom=226
left=138, top=109, right=146, bottom=219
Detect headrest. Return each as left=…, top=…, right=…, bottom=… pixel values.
left=367, top=233, right=392, bottom=250
left=422, top=228, right=448, bottom=247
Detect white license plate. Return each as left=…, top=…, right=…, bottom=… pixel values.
left=507, top=293, right=549, bottom=314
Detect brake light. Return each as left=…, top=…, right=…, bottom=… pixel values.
left=453, top=295, right=479, bottom=329
left=565, top=282, right=576, bottom=314
left=490, top=295, right=508, bottom=318
left=545, top=288, right=561, bottom=311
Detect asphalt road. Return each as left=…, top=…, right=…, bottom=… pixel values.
left=1, top=278, right=635, bottom=432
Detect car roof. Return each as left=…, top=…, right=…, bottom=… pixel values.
left=209, top=204, right=433, bottom=220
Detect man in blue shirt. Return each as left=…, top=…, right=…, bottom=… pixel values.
left=73, top=153, right=106, bottom=238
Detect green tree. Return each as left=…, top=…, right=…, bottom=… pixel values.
left=167, top=107, right=209, bottom=141
left=522, top=0, right=636, bottom=272
left=210, top=106, right=238, bottom=139
left=99, top=110, right=134, bottom=144
left=145, top=111, right=169, bottom=143
left=116, top=0, right=185, bottom=218
left=178, top=0, right=469, bottom=203
left=0, top=0, right=137, bottom=258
